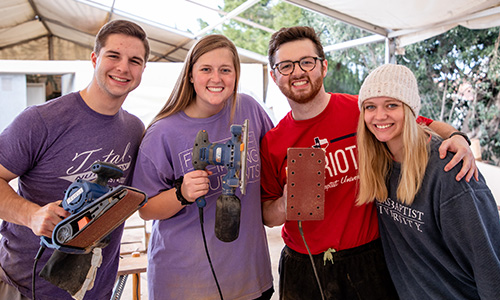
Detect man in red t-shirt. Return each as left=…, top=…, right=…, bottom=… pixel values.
left=261, top=26, right=477, bottom=300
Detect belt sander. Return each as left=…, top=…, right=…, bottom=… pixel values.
left=35, top=161, right=147, bottom=299
left=40, top=161, right=147, bottom=254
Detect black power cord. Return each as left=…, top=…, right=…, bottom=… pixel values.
left=32, top=245, right=46, bottom=300
left=298, top=220, right=325, bottom=300
left=198, top=207, right=224, bottom=300
left=135, top=275, right=140, bottom=300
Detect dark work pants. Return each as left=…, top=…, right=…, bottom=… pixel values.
left=279, top=239, right=399, bottom=300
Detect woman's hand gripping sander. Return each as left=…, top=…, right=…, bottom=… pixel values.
left=192, top=120, right=249, bottom=242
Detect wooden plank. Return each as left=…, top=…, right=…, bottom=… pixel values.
left=117, top=253, right=147, bottom=276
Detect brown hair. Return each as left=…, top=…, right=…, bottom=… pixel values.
left=149, top=34, right=240, bottom=127
left=94, top=19, right=150, bottom=62
left=268, top=26, right=325, bottom=68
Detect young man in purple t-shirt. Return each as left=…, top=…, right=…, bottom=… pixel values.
left=0, top=20, right=149, bottom=300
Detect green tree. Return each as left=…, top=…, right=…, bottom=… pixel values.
left=208, top=0, right=303, bottom=56
left=213, top=1, right=382, bottom=94
left=200, top=1, right=500, bottom=165
left=398, top=26, right=500, bottom=165
left=299, top=11, right=385, bottom=94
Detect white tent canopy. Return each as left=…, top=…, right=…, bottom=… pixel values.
left=2, top=0, right=500, bottom=63
left=1, top=0, right=269, bottom=63
left=289, top=0, right=500, bottom=52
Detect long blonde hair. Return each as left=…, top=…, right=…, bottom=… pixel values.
left=148, top=34, right=240, bottom=129
left=356, top=104, right=430, bottom=205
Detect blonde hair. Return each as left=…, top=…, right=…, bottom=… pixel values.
left=148, top=34, right=240, bottom=128
left=356, top=104, right=430, bottom=205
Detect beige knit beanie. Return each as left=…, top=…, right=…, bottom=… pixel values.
left=358, top=64, right=421, bottom=116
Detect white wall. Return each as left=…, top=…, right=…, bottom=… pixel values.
left=26, top=83, right=46, bottom=106
left=0, top=74, right=26, bottom=132
left=477, top=161, right=500, bottom=207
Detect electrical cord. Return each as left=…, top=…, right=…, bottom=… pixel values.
left=298, top=220, right=325, bottom=300
left=198, top=207, right=224, bottom=300
left=32, top=245, right=46, bottom=300
left=135, top=274, right=140, bottom=300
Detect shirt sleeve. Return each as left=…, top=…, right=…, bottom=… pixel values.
left=417, top=115, right=433, bottom=126
left=440, top=181, right=500, bottom=299
left=131, top=129, right=174, bottom=198
left=0, top=107, right=47, bottom=176
left=260, top=133, right=284, bottom=202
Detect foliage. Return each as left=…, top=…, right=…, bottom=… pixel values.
left=211, top=1, right=386, bottom=94
left=206, top=0, right=303, bottom=57
left=200, top=1, right=500, bottom=165
left=397, top=26, right=500, bottom=164
left=298, top=10, right=386, bottom=94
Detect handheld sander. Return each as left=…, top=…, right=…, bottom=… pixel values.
left=40, top=161, right=148, bottom=254
left=192, top=119, right=249, bottom=242
left=35, top=161, right=147, bottom=299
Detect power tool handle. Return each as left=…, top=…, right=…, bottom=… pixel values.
left=192, top=130, right=211, bottom=208
left=92, top=162, right=123, bottom=186
left=192, top=130, right=210, bottom=171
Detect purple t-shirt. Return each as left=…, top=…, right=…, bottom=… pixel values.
left=132, top=94, right=274, bottom=299
left=0, top=92, right=144, bottom=300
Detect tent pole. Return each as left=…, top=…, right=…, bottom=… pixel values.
left=385, top=38, right=396, bottom=64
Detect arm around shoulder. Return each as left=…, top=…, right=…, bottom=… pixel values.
left=427, top=120, right=457, bottom=138
left=428, top=120, right=478, bottom=182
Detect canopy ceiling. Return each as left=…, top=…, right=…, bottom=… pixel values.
left=1, top=0, right=500, bottom=64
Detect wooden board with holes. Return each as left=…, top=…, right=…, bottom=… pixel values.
left=286, top=148, right=325, bottom=221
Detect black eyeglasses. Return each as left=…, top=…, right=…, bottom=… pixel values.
left=272, top=56, right=324, bottom=76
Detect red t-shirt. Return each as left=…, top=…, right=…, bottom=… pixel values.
left=261, top=93, right=379, bottom=254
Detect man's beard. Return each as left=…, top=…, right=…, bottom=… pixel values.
left=279, top=73, right=323, bottom=105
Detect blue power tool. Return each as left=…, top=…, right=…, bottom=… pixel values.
left=40, top=161, right=147, bottom=254
left=192, top=119, right=249, bottom=242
